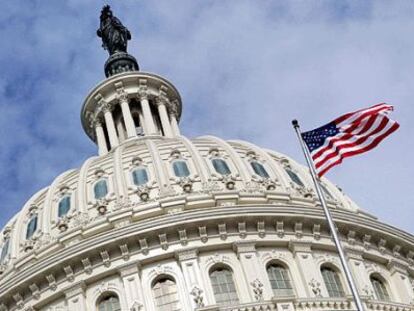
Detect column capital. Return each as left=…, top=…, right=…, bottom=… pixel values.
left=64, top=281, right=86, bottom=298
left=169, top=100, right=179, bottom=118
left=288, top=240, right=312, bottom=256
left=387, top=259, right=409, bottom=275
left=233, top=241, right=256, bottom=254
left=137, top=88, right=149, bottom=101
left=154, top=95, right=169, bottom=107
left=176, top=248, right=199, bottom=261
left=118, top=263, right=140, bottom=277
left=116, top=90, right=129, bottom=103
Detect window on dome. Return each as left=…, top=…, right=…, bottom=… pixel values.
left=58, top=195, right=71, bottom=218
left=321, top=267, right=345, bottom=297
left=212, top=158, right=231, bottom=175
left=0, top=238, right=10, bottom=263
left=152, top=277, right=181, bottom=311
left=285, top=168, right=304, bottom=187
left=97, top=293, right=121, bottom=311
left=210, top=267, right=239, bottom=305
left=172, top=161, right=190, bottom=178
left=371, top=276, right=390, bottom=301
left=267, top=264, right=294, bottom=296
left=132, top=167, right=149, bottom=186
left=251, top=161, right=270, bottom=178
left=94, top=179, right=108, bottom=199
left=26, top=215, right=38, bottom=240
left=320, top=184, right=333, bottom=199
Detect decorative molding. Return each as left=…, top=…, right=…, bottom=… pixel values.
left=190, top=286, right=205, bottom=308
left=159, top=233, right=168, bottom=250
left=276, top=221, right=284, bottom=238
left=29, top=283, right=40, bottom=300
left=139, top=238, right=149, bottom=255
left=46, top=274, right=57, bottom=291
left=218, top=223, right=227, bottom=240
left=313, top=224, right=321, bottom=240
left=257, top=221, right=265, bottom=238
left=82, top=258, right=93, bottom=274
left=100, top=250, right=111, bottom=267
left=251, top=279, right=264, bottom=301
left=308, top=278, right=322, bottom=297
left=199, top=226, right=208, bottom=243
left=64, top=265, right=74, bottom=282
left=238, top=222, right=247, bottom=239
left=179, top=229, right=188, bottom=246
left=120, top=244, right=130, bottom=261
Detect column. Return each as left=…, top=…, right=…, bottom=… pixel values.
left=138, top=91, right=157, bottom=135
left=170, top=100, right=181, bottom=136
left=346, top=247, right=370, bottom=297
left=233, top=241, right=272, bottom=301
left=65, top=282, right=87, bottom=311
left=119, top=264, right=146, bottom=311
left=388, top=260, right=412, bottom=303
left=103, top=104, right=119, bottom=148
left=95, top=119, right=108, bottom=156
left=176, top=249, right=207, bottom=308
left=156, top=97, right=173, bottom=137
left=119, top=93, right=136, bottom=138
left=289, top=241, right=323, bottom=298
left=138, top=110, right=147, bottom=134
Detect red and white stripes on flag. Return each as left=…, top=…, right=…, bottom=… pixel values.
left=301, top=104, right=400, bottom=177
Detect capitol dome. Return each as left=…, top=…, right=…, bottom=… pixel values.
left=0, top=7, right=413, bottom=311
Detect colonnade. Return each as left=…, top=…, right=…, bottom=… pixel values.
left=93, top=90, right=181, bottom=155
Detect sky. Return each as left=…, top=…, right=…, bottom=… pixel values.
left=0, top=1, right=413, bottom=234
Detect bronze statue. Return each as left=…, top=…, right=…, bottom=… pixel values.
left=97, top=5, right=131, bottom=55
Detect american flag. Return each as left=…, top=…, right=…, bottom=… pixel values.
left=301, top=104, right=399, bottom=177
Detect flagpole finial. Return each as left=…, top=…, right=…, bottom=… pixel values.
left=292, top=119, right=299, bottom=128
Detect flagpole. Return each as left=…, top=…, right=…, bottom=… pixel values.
left=292, top=119, right=365, bottom=311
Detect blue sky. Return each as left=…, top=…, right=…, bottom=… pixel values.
left=0, top=1, right=413, bottom=234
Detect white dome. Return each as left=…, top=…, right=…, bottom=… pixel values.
left=0, top=10, right=413, bottom=310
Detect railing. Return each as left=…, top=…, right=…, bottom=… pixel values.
left=197, top=297, right=414, bottom=311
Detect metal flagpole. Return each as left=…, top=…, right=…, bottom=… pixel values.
left=291, top=119, right=365, bottom=311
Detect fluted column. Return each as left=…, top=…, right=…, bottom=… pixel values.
left=103, top=103, right=119, bottom=148
left=156, top=96, right=173, bottom=137
left=95, top=118, right=108, bottom=156
left=118, top=92, right=136, bottom=138
left=170, top=100, right=180, bottom=136
left=138, top=90, right=157, bottom=135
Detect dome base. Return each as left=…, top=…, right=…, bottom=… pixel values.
left=104, top=52, right=139, bottom=77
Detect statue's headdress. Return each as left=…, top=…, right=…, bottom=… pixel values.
left=100, top=5, right=112, bottom=18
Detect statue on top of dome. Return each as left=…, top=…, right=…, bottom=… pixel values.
left=97, top=5, right=131, bottom=55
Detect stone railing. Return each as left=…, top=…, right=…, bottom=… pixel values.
left=197, top=297, right=414, bottom=311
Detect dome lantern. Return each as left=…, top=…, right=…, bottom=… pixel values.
left=81, top=6, right=183, bottom=155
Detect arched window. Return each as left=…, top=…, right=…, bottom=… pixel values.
left=285, top=168, right=304, bottom=187
left=321, top=266, right=345, bottom=297
left=212, top=158, right=231, bottom=175
left=371, top=276, right=390, bottom=301
left=26, top=216, right=38, bottom=239
left=0, top=238, right=9, bottom=263
left=209, top=266, right=239, bottom=305
left=172, top=161, right=190, bottom=178
left=251, top=161, right=270, bottom=178
left=58, top=195, right=71, bottom=218
left=267, top=264, right=294, bottom=296
left=97, top=293, right=121, bottom=311
left=132, top=167, right=149, bottom=186
left=152, top=277, right=181, bottom=311
left=94, top=179, right=108, bottom=199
